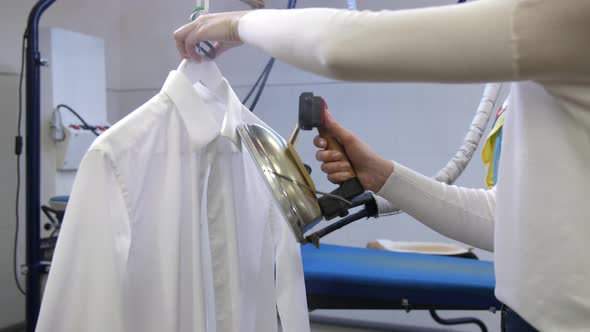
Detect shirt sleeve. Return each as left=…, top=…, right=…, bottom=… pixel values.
left=239, top=0, right=590, bottom=83
left=272, top=203, right=311, bottom=332
left=37, top=150, right=131, bottom=332
left=377, top=162, right=496, bottom=252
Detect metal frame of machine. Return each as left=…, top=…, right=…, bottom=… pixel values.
left=22, top=1, right=56, bottom=331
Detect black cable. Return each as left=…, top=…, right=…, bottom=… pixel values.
left=56, top=104, right=100, bottom=136
left=40, top=206, right=60, bottom=230
left=429, top=310, right=487, bottom=332
left=246, top=0, right=460, bottom=110
left=243, top=0, right=296, bottom=112
left=14, top=33, right=27, bottom=296
left=241, top=72, right=262, bottom=105
left=248, top=58, right=275, bottom=111
left=242, top=58, right=274, bottom=105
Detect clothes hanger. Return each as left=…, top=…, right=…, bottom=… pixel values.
left=177, top=0, right=224, bottom=91
left=174, top=0, right=244, bottom=146
left=177, top=58, right=224, bottom=91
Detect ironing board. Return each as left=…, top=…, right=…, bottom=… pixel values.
left=301, top=244, right=500, bottom=331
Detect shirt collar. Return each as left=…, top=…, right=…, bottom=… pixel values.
left=161, top=70, right=243, bottom=151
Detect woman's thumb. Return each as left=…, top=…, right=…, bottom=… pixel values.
left=322, top=109, right=353, bottom=143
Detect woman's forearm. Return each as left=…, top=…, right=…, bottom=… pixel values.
left=239, top=1, right=514, bottom=82
left=239, top=0, right=590, bottom=83
left=377, top=162, right=496, bottom=252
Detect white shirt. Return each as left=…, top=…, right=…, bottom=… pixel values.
left=236, top=1, right=590, bottom=330
left=36, top=67, right=310, bottom=332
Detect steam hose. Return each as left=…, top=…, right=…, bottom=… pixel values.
left=377, top=83, right=503, bottom=216
left=434, top=83, right=503, bottom=185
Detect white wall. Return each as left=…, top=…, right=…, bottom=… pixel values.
left=39, top=27, right=110, bottom=230
left=0, top=0, right=120, bottom=327
left=0, top=66, right=28, bottom=329
left=0, top=0, right=503, bottom=330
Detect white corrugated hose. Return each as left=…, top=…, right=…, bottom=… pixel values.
left=376, top=83, right=503, bottom=216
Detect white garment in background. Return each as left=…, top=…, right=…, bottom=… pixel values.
left=36, top=68, right=310, bottom=332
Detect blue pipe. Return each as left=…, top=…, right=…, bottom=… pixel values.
left=25, top=1, right=56, bottom=331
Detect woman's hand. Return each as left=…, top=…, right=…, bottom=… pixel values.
left=314, top=110, right=395, bottom=193
left=174, top=11, right=250, bottom=61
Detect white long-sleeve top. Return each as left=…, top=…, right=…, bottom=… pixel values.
left=238, top=1, right=590, bottom=331
left=379, top=162, right=496, bottom=252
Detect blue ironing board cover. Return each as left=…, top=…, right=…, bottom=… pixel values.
left=301, top=244, right=500, bottom=310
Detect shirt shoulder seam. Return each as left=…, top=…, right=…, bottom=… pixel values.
left=86, top=148, right=135, bottom=225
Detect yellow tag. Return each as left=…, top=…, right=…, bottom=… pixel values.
left=481, top=114, right=505, bottom=189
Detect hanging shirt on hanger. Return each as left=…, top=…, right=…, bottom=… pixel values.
left=36, top=69, right=310, bottom=332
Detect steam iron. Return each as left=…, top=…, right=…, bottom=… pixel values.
left=238, top=93, right=378, bottom=248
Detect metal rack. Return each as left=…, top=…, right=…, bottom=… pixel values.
left=23, top=1, right=56, bottom=331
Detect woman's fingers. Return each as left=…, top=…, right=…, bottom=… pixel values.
left=175, top=36, right=188, bottom=59
left=327, top=171, right=354, bottom=184
left=173, top=11, right=249, bottom=59
left=174, top=21, right=197, bottom=58
left=316, top=150, right=343, bottom=163
left=320, top=161, right=352, bottom=174
left=313, top=135, right=326, bottom=148
left=184, top=25, right=206, bottom=61
left=315, top=136, right=342, bottom=162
